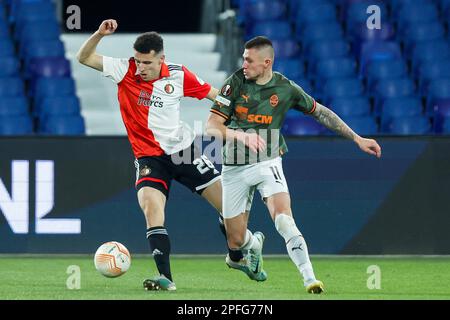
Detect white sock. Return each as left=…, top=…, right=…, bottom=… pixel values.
left=275, top=214, right=317, bottom=285
left=240, top=229, right=261, bottom=252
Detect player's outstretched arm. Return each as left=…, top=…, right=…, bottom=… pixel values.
left=76, top=19, right=118, bottom=71
left=206, top=113, right=266, bottom=153
left=311, top=102, right=381, bottom=158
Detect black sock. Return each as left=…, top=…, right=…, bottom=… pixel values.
left=219, top=216, right=244, bottom=262
left=146, top=226, right=172, bottom=281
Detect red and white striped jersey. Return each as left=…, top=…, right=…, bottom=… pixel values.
left=102, top=56, right=211, bottom=158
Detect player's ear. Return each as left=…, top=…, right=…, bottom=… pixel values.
left=160, top=54, right=165, bottom=64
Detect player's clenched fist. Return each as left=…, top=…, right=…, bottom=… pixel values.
left=98, top=19, right=118, bottom=36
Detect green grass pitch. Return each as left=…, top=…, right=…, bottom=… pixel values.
left=1, top=256, right=449, bottom=300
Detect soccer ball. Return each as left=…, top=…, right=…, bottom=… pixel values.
left=94, top=241, right=131, bottom=278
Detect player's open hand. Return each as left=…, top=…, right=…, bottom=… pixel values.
left=98, top=19, right=118, bottom=36
left=356, top=137, right=381, bottom=158
left=239, top=132, right=266, bottom=153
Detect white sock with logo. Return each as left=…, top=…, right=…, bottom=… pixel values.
left=275, top=213, right=317, bottom=285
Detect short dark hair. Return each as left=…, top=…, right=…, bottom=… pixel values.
left=244, top=36, right=273, bottom=50
left=133, top=32, right=164, bottom=54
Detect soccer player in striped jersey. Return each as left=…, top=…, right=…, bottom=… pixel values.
left=77, top=19, right=266, bottom=291
left=207, top=36, right=381, bottom=294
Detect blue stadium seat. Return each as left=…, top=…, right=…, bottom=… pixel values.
left=396, top=3, right=439, bottom=30
left=431, top=99, right=450, bottom=133
left=380, top=97, right=424, bottom=129
left=374, top=78, right=416, bottom=113
left=0, top=77, right=24, bottom=96
left=32, top=77, right=76, bottom=105
left=37, top=96, right=80, bottom=120
left=39, top=115, right=85, bottom=135
left=322, top=78, right=364, bottom=103
left=9, top=0, right=53, bottom=23
left=271, top=39, right=301, bottom=59
left=296, top=22, right=344, bottom=46
left=365, top=59, right=408, bottom=89
left=426, top=79, right=450, bottom=112
left=359, top=41, right=402, bottom=74
left=349, top=22, right=395, bottom=54
left=0, top=97, right=29, bottom=116
left=307, top=40, right=350, bottom=65
left=382, top=116, right=432, bottom=135
left=0, top=115, right=33, bottom=135
left=0, top=56, right=20, bottom=77
left=273, top=58, right=305, bottom=79
left=329, top=96, right=372, bottom=117
left=247, top=21, right=293, bottom=41
left=411, top=41, right=450, bottom=74
left=341, top=116, right=378, bottom=135
left=315, top=58, right=356, bottom=82
left=288, top=0, right=331, bottom=22
left=343, top=1, right=388, bottom=31
left=390, top=0, right=430, bottom=13
left=28, top=57, right=71, bottom=78
left=282, top=115, right=325, bottom=136
left=247, top=0, right=287, bottom=22
left=401, top=23, right=445, bottom=53
left=295, top=3, right=337, bottom=27
left=18, top=21, right=61, bottom=55
left=22, top=39, right=65, bottom=61
left=291, top=78, right=313, bottom=95
left=0, top=39, right=14, bottom=57
left=418, top=60, right=450, bottom=94
left=11, top=0, right=55, bottom=24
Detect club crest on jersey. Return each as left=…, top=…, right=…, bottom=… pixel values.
left=270, top=94, right=279, bottom=107
left=164, top=83, right=174, bottom=94
left=221, top=84, right=232, bottom=96
left=139, top=166, right=152, bottom=177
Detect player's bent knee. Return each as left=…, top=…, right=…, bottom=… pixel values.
left=274, top=213, right=301, bottom=242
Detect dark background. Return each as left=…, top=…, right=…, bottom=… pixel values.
left=62, top=0, right=204, bottom=33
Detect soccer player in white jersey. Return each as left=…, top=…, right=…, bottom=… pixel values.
left=76, top=19, right=266, bottom=291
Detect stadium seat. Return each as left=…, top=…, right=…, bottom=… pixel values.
left=296, top=22, right=344, bottom=46
left=329, top=96, right=372, bottom=118
left=418, top=60, right=450, bottom=94
left=22, top=39, right=65, bottom=62
left=39, top=115, right=85, bottom=135
left=0, top=115, right=33, bottom=135
left=247, top=21, right=293, bottom=41
left=0, top=56, right=20, bottom=77
left=340, top=116, right=378, bottom=135
left=307, top=40, right=350, bottom=65
left=18, top=21, right=61, bottom=55
left=0, top=77, right=24, bottom=96
left=281, top=115, right=325, bottom=136
left=315, top=58, right=356, bottom=82
left=0, top=97, right=29, bottom=116
left=431, top=99, right=450, bottom=133
left=343, top=1, right=388, bottom=31
left=288, top=0, right=331, bottom=22
left=359, top=42, right=402, bottom=74
left=0, top=39, right=14, bottom=57
left=246, top=0, right=286, bottom=22
left=380, top=97, right=424, bottom=128
left=390, top=0, right=430, bottom=13
left=32, top=77, right=76, bottom=105
left=383, top=116, right=432, bottom=135
left=273, top=58, right=305, bottom=79
left=37, top=96, right=80, bottom=120
left=374, top=78, right=416, bottom=113
left=436, top=116, right=450, bottom=134
left=365, top=59, right=408, bottom=89
left=348, top=22, right=395, bottom=54
left=401, top=23, right=445, bottom=53
left=295, top=3, right=337, bottom=27
left=396, top=3, right=439, bottom=30
left=28, top=57, right=71, bottom=78
left=271, top=39, right=301, bottom=59
left=411, top=41, right=450, bottom=74
left=426, top=79, right=450, bottom=112
left=322, top=78, right=365, bottom=103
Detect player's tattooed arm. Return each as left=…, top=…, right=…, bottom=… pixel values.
left=311, top=103, right=357, bottom=141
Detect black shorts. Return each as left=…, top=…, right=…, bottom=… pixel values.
left=134, top=143, right=221, bottom=198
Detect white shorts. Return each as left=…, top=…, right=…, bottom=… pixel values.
left=221, top=157, right=289, bottom=219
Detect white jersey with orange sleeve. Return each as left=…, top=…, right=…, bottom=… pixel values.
left=102, top=56, right=211, bottom=158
